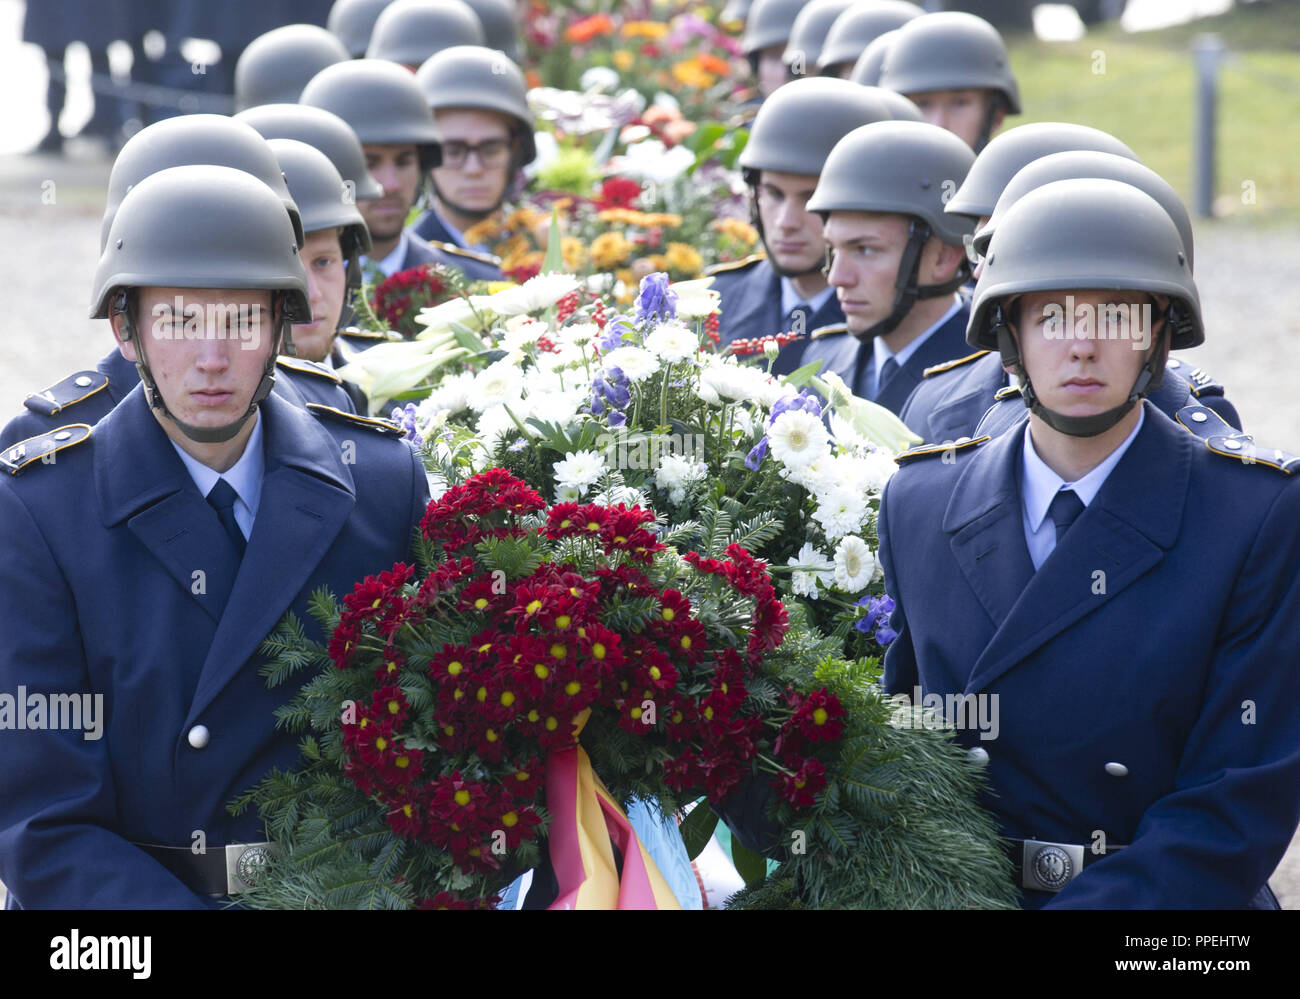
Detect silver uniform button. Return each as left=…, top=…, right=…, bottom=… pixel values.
left=74, top=375, right=93, bottom=388
left=1224, top=439, right=1242, bottom=450
left=968, top=747, right=989, bottom=764
left=1168, top=359, right=1182, bottom=369
left=187, top=724, right=210, bottom=749
left=54, top=431, right=72, bottom=441
left=1105, top=762, right=1129, bottom=777
left=1191, top=411, right=1208, bottom=423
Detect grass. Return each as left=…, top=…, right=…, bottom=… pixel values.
left=1002, top=1, right=1300, bottom=224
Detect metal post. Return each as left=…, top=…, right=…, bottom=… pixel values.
left=1192, top=33, right=1224, bottom=219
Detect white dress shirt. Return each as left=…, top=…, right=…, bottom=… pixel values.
left=869, top=294, right=963, bottom=398
left=169, top=414, right=266, bottom=541
left=1020, top=404, right=1145, bottom=570
left=779, top=279, right=837, bottom=326
left=360, top=230, right=410, bottom=280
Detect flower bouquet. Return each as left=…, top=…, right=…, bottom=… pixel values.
left=231, top=468, right=1016, bottom=909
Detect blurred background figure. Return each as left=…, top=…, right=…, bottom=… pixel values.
left=327, top=0, right=395, bottom=57
left=364, top=0, right=484, bottom=70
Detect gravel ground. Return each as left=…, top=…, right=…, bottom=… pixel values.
left=0, top=150, right=1297, bottom=909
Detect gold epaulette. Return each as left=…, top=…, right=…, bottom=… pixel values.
left=923, top=349, right=991, bottom=379
left=994, top=384, right=1021, bottom=402
left=1175, top=405, right=1298, bottom=475
left=703, top=251, right=766, bottom=277
left=896, top=434, right=991, bottom=465
left=22, top=370, right=110, bottom=417
left=0, top=424, right=93, bottom=475
left=810, top=323, right=848, bottom=341
left=306, top=403, right=404, bottom=437
left=276, top=356, right=343, bottom=385
left=428, top=240, right=501, bottom=266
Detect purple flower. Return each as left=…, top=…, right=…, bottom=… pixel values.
left=590, top=367, right=631, bottom=424
left=634, top=272, right=677, bottom=324
left=854, top=594, right=897, bottom=646
left=769, top=388, right=823, bottom=426
left=745, top=436, right=768, bottom=470
left=597, top=314, right=634, bottom=353
left=390, top=402, right=422, bottom=446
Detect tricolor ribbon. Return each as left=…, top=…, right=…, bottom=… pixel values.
left=545, top=710, right=680, bottom=910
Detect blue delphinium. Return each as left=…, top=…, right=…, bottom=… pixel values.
left=634, top=272, right=677, bottom=323
left=390, top=402, right=422, bottom=446
left=590, top=367, right=631, bottom=428
left=855, top=594, right=897, bottom=646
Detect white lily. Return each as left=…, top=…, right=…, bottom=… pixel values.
left=414, top=297, right=481, bottom=336
left=471, top=273, right=579, bottom=317
left=814, top=371, right=921, bottom=453
left=334, top=333, right=468, bottom=414
left=669, top=277, right=720, bottom=318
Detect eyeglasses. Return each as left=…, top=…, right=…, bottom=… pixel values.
left=440, top=138, right=512, bottom=169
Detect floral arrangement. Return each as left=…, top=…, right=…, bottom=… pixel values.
left=231, top=468, right=1016, bottom=909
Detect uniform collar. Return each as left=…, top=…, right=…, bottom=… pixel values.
left=872, top=293, right=962, bottom=381
left=779, top=278, right=836, bottom=318
left=167, top=413, right=265, bottom=517
left=1020, top=404, right=1146, bottom=535
left=361, top=230, right=410, bottom=279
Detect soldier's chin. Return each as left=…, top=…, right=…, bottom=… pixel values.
left=769, top=249, right=821, bottom=275
left=291, top=324, right=333, bottom=363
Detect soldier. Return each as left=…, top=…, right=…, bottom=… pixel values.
left=901, top=128, right=1239, bottom=442
left=877, top=177, right=1300, bottom=908
left=327, top=0, right=395, bottom=57
left=411, top=46, right=537, bottom=255
left=300, top=59, right=504, bottom=287
left=848, top=27, right=899, bottom=87
left=785, top=120, right=975, bottom=414
left=1, top=115, right=357, bottom=451
left=233, top=23, right=350, bottom=110
left=365, top=0, right=485, bottom=69
left=816, top=1, right=920, bottom=79
left=459, top=0, right=521, bottom=61
left=268, top=139, right=376, bottom=413
left=878, top=11, right=1020, bottom=152
left=0, top=164, right=431, bottom=908
left=706, top=78, right=892, bottom=353
left=740, top=0, right=810, bottom=100
left=781, top=0, right=853, bottom=79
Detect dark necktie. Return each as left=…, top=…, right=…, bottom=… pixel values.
left=1047, top=488, right=1086, bottom=543
left=206, top=478, right=247, bottom=558
left=877, top=357, right=900, bottom=397
left=784, top=303, right=812, bottom=335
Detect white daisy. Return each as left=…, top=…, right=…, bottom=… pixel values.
left=470, top=360, right=525, bottom=412
left=670, top=278, right=721, bottom=319
left=473, top=273, right=579, bottom=317
left=787, top=542, right=835, bottom=599
left=812, top=485, right=869, bottom=541
left=654, top=453, right=708, bottom=504
left=499, top=317, right=549, bottom=352
left=767, top=410, right=830, bottom=470
left=559, top=322, right=600, bottom=347
left=602, top=345, right=660, bottom=383
left=833, top=536, right=876, bottom=592
left=644, top=321, right=699, bottom=364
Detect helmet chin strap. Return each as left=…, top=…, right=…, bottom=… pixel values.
left=992, top=302, right=1168, bottom=438
left=119, top=290, right=286, bottom=445
left=849, top=219, right=970, bottom=341
left=972, top=96, right=1002, bottom=154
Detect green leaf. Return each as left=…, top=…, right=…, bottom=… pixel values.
left=783, top=359, right=825, bottom=388
left=731, top=838, right=768, bottom=887
left=542, top=205, right=564, bottom=275
left=678, top=801, right=720, bottom=861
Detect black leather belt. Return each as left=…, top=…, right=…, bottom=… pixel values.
left=1006, top=837, right=1125, bottom=892
left=135, top=841, right=276, bottom=898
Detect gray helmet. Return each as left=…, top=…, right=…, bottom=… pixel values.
left=100, top=114, right=304, bottom=251
left=782, top=0, right=854, bottom=73
left=234, top=103, right=384, bottom=201
left=459, top=0, right=519, bottom=61
left=328, top=0, right=394, bottom=57
left=365, top=0, right=485, bottom=67
left=739, top=76, right=893, bottom=183
left=945, top=122, right=1137, bottom=220
left=818, top=2, right=921, bottom=74
left=874, top=86, right=923, bottom=122
left=848, top=27, right=899, bottom=86
left=415, top=45, right=535, bottom=164
left=300, top=59, right=443, bottom=171
left=975, top=151, right=1194, bottom=269
left=969, top=178, right=1202, bottom=437
left=267, top=139, right=371, bottom=254
left=91, top=165, right=311, bottom=443
left=742, top=0, right=810, bottom=55
left=234, top=24, right=350, bottom=110
left=879, top=12, right=1021, bottom=115
left=808, top=119, right=976, bottom=246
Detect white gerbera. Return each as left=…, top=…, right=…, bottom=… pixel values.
left=499, top=317, right=549, bottom=352
left=417, top=370, right=477, bottom=419
left=812, top=485, right=870, bottom=541
left=767, top=410, right=830, bottom=470
left=470, top=359, right=525, bottom=411
left=602, top=345, right=660, bottom=383
left=697, top=359, right=774, bottom=405
left=559, top=322, right=600, bottom=347
left=787, top=542, right=835, bottom=599
left=670, top=277, right=721, bottom=319
left=474, top=273, right=579, bottom=316
left=643, top=321, right=699, bottom=364
left=553, top=448, right=607, bottom=496
left=833, top=536, right=876, bottom=592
